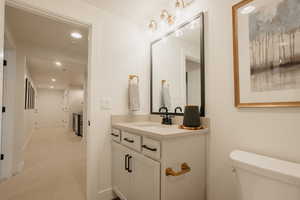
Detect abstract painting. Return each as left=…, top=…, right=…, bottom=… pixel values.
left=249, top=0, right=300, bottom=92
left=232, top=0, right=300, bottom=107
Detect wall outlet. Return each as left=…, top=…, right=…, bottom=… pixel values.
left=101, top=97, right=112, bottom=110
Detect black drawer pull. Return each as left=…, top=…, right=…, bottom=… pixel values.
left=128, top=156, right=132, bottom=173
left=124, top=138, right=134, bottom=143
left=111, top=133, right=119, bottom=137
left=125, top=154, right=129, bottom=171
left=142, top=145, right=157, bottom=152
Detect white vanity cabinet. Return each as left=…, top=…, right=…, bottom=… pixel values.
left=112, top=142, right=160, bottom=200
left=111, top=125, right=207, bottom=200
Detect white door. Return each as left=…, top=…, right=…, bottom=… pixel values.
left=129, top=150, right=160, bottom=200
left=0, top=0, right=6, bottom=179
left=112, top=142, right=131, bottom=200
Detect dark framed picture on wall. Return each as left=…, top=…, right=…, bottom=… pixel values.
left=232, top=0, right=300, bottom=108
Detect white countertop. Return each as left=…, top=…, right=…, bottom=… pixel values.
left=112, top=121, right=208, bottom=140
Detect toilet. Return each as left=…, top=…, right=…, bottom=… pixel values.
left=230, top=150, right=300, bottom=200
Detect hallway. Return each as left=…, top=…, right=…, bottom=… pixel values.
left=0, top=128, right=86, bottom=200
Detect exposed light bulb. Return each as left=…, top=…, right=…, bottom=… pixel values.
left=51, top=78, right=56, bottom=82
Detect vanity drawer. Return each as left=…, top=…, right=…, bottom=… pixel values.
left=142, top=137, right=161, bottom=160
left=121, top=131, right=141, bottom=152
left=111, top=128, right=121, bottom=142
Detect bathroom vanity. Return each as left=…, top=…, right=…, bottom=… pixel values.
left=111, top=11, right=207, bottom=200
left=111, top=121, right=208, bottom=200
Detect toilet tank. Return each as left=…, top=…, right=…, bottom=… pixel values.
left=230, top=150, right=300, bottom=200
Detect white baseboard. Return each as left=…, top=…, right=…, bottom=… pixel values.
left=98, top=188, right=115, bottom=200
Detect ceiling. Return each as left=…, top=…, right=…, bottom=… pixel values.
left=82, top=0, right=174, bottom=27
left=5, top=5, right=89, bottom=90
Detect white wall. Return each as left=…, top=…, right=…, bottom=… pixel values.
left=23, top=63, right=37, bottom=150
left=12, top=45, right=27, bottom=173
left=36, top=88, right=65, bottom=128
left=0, top=22, right=38, bottom=177
left=173, top=1, right=300, bottom=200
left=0, top=49, right=16, bottom=179
left=67, top=87, right=84, bottom=130
left=0, top=1, right=150, bottom=200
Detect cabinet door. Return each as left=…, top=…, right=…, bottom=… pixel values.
left=112, top=142, right=130, bottom=200
left=129, top=150, right=160, bottom=200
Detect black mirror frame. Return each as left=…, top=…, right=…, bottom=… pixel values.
left=150, top=12, right=205, bottom=116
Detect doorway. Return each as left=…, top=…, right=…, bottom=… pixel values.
left=0, top=4, right=90, bottom=200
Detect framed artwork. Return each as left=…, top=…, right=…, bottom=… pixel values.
left=25, top=78, right=28, bottom=109
left=24, top=78, right=35, bottom=110
left=232, top=0, right=300, bottom=107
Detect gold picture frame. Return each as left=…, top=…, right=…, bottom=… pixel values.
left=232, top=0, right=300, bottom=108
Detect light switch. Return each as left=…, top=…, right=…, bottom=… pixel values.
left=101, top=97, right=112, bottom=110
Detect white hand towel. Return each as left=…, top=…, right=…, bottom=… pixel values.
left=161, top=84, right=171, bottom=109
left=128, top=81, right=140, bottom=111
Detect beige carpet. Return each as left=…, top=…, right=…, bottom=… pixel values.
left=0, top=127, right=86, bottom=200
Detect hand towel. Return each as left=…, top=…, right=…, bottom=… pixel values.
left=161, top=84, right=171, bottom=109
left=128, top=81, right=140, bottom=111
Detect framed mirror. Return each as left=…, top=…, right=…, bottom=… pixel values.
left=151, top=12, right=205, bottom=116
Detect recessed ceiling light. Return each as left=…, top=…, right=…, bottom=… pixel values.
left=51, top=78, right=56, bottom=82
left=71, top=32, right=82, bottom=39
left=55, top=61, right=62, bottom=66
left=241, top=6, right=256, bottom=14
left=50, top=86, right=54, bottom=89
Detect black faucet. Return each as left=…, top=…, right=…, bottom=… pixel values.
left=174, top=107, right=183, bottom=114
left=159, top=106, right=173, bottom=125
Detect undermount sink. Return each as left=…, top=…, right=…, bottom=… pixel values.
left=132, top=123, right=172, bottom=129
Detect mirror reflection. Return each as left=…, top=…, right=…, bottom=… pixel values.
left=151, top=14, right=205, bottom=115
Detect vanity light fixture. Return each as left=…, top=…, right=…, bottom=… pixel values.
left=158, top=9, right=174, bottom=31
left=147, top=0, right=193, bottom=34
left=51, top=78, right=56, bottom=82
left=70, top=32, right=83, bottom=39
